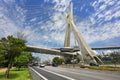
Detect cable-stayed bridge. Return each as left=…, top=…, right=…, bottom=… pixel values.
left=26, top=3, right=120, bottom=64
left=1, top=3, right=120, bottom=64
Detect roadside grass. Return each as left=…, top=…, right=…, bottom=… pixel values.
left=60, top=64, right=120, bottom=71
left=0, top=68, right=32, bottom=80
left=87, top=66, right=120, bottom=71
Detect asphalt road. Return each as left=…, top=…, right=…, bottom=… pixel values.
left=32, top=66, right=120, bottom=80
left=32, top=66, right=74, bottom=80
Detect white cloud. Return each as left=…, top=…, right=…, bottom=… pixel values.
left=30, top=18, right=37, bottom=22
left=52, top=0, right=71, bottom=12
left=75, top=18, right=120, bottom=44
left=3, top=0, right=15, bottom=4
left=92, top=1, right=97, bottom=7
left=25, top=11, right=68, bottom=47
left=113, top=11, right=120, bottom=18
left=0, top=0, right=72, bottom=48
left=0, top=14, right=18, bottom=38
left=80, top=5, right=84, bottom=11
left=103, top=50, right=113, bottom=55
left=99, top=4, right=107, bottom=10
left=0, top=0, right=26, bottom=38
left=108, top=1, right=115, bottom=5
left=0, top=0, right=120, bottom=49
left=93, top=50, right=99, bottom=54
left=91, top=0, right=120, bottom=23
left=77, top=0, right=120, bottom=44
left=44, top=0, right=49, bottom=2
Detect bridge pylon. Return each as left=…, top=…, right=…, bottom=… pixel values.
left=64, top=3, right=103, bottom=64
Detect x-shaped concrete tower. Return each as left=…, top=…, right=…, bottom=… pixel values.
left=64, top=3, right=103, bottom=64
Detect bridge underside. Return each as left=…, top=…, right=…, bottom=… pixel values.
left=26, top=45, right=74, bottom=57
left=26, top=45, right=120, bottom=56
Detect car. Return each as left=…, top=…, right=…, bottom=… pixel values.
left=52, top=63, right=58, bottom=67
left=40, top=64, right=45, bottom=68
left=89, top=62, right=99, bottom=66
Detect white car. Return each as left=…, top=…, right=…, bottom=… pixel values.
left=40, top=64, right=45, bottom=67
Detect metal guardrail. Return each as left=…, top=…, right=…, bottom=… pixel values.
left=29, top=67, right=45, bottom=80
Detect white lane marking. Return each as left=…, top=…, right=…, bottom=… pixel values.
left=37, top=67, right=76, bottom=80
left=29, top=67, right=48, bottom=80
left=47, top=67, right=107, bottom=80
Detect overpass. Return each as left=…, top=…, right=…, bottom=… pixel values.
left=91, top=46, right=120, bottom=50
left=26, top=45, right=120, bottom=56
left=26, top=45, right=75, bottom=56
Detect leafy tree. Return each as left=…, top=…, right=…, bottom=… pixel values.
left=59, top=58, right=65, bottom=64
left=110, top=52, right=120, bottom=67
left=64, top=57, right=72, bottom=64
left=0, top=35, right=26, bottom=78
left=14, top=52, right=32, bottom=70
left=0, top=44, right=5, bottom=67
left=53, top=57, right=59, bottom=64
left=53, top=57, right=64, bottom=65
left=98, top=51, right=120, bottom=64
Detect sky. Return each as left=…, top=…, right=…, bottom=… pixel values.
left=0, top=0, right=120, bottom=60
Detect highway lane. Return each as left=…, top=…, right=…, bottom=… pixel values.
left=37, top=66, right=120, bottom=80
left=31, top=66, right=74, bottom=80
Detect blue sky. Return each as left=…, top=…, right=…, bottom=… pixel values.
left=0, top=0, right=120, bottom=59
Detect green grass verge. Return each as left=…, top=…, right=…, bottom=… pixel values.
left=0, top=68, right=32, bottom=80
left=60, top=64, right=120, bottom=71
left=87, top=66, right=120, bottom=71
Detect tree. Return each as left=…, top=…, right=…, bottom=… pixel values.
left=59, top=58, right=65, bottom=64
left=0, top=35, right=26, bottom=78
left=99, top=51, right=120, bottom=64
left=53, top=57, right=64, bottom=65
left=53, top=57, right=59, bottom=64
left=64, top=57, right=72, bottom=64
left=110, top=51, right=120, bottom=67
left=14, top=52, right=33, bottom=70
left=0, top=44, right=5, bottom=67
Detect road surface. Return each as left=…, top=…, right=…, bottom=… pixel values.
left=31, top=66, right=120, bottom=80
left=31, top=66, right=74, bottom=80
